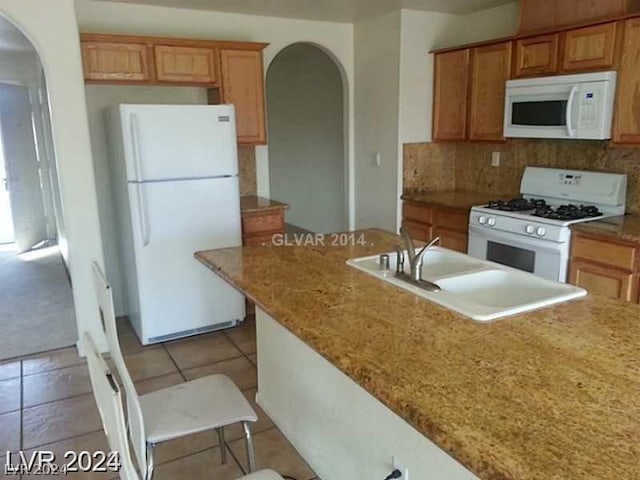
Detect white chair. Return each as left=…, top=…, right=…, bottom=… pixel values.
left=92, top=262, right=258, bottom=480
left=85, top=331, right=284, bottom=480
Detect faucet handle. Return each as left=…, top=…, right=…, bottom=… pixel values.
left=394, top=245, right=404, bottom=273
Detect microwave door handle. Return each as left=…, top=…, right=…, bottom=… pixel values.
left=565, top=85, right=579, bottom=137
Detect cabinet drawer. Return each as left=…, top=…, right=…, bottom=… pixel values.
left=571, top=235, right=636, bottom=271
left=435, top=208, right=468, bottom=232
left=242, top=213, right=284, bottom=235
left=404, top=220, right=433, bottom=242
left=514, top=34, right=560, bottom=77
left=569, top=260, right=637, bottom=301
left=562, top=22, right=618, bottom=72
left=402, top=203, right=433, bottom=225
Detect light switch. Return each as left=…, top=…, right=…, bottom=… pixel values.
left=491, top=152, right=500, bottom=167
left=375, top=152, right=381, bottom=167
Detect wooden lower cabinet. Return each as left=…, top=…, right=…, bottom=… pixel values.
left=568, top=232, right=640, bottom=303
left=434, top=227, right=468, bottom=253
left=402, top=201, right=468, bottom=253
left=569, top=260, right=637, bottom=302
left=241, top=208, right=286, bottom=246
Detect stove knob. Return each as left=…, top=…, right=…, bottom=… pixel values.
left=487, top=218, right=496, bottom=227
left=478, top=215, right=487, bottom=225
left=525, top=225, right=535, bottom=234
left=536, top=227, right=547, bottom=237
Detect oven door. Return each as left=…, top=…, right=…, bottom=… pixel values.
left=468, top=225, right=569, bottom=282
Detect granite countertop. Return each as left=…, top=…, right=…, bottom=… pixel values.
left=240, top=195, right=289, bottom=214
left=571, top=214, right=640, bottom=245
left=401, top=190, right=512, bottom=210
left=195, top=229, right=640, bottom=480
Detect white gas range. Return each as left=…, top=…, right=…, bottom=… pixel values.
left=468, top=167, right=627, bottom=282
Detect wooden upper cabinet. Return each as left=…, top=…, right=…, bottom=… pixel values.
left=433, top=49, right=470, bottom=141
left=154, top=45, right=217, bottom=85
left=82, top=41, right=151, bottom=82
left=469, top=42, right=511, bottom=141
left=514, top=34, right=560, bottom=77
left=613, top=18, right=640, bottom=144
left=219, top=49, right=267, bottom=145
left=519, top=0, right=640, bottom=34
left=563, top=22, right=619, bottom=72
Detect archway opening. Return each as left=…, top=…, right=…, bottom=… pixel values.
left=266, top=43, right=347, bottom=233
left=0, top=14, right=75, bottom=360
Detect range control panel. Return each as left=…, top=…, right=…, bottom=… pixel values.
left=558, top=172, right=582, bottom=185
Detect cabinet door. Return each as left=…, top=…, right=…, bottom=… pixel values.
left=613, top=18, right=640, bottom=144
left=563, top=22, right=618, bottom=72
left=433, top=49, right=470, bottom=141
left=434, top=227, right=468, bottom=253
left=82, top=41, right=150, bottom=82
left=514, top=34, right=560, bottom=77
left=220, top=49, right=266, bottom=145
left=469, top=42, right=512, bottom=141
left=569, top=260, right=637, bottom=302
left=154, top=45, right=217, bottom=84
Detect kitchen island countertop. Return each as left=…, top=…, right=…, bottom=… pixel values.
left=195, top=229, right=640, bottom=480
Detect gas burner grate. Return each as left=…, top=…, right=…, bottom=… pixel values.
left=532, top=204, right=603, bottom=221
left=485, top=197, right=547, bottom=211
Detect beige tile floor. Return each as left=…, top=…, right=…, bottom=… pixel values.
left=0, top=317, right=318, bottom=480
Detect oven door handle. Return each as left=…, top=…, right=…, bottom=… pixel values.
left=468, top=225, right=565, bottom=253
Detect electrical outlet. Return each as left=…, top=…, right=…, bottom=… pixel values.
left=491, top=151, right=501, bottom=167
left=392, top=455, right=409, bottom=480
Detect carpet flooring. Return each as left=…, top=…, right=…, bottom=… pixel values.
left=0, top=244, right=76, bottom=360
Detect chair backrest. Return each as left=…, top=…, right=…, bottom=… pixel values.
left=92, top=261, right=148, bottom=476
left=84, top=332, right=140, bottom=480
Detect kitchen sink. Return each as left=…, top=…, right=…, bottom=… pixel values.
left=347, top=247, right=586, bottom=322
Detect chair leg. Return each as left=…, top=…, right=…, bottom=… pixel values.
left=145, top=442, right=155, bottom=480
left=242, top=421, right=256, bottom=473
left=216, top=427, right=227, bottom=464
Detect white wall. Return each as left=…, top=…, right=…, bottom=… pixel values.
left=75, top=0, right=356, bottom=228
left=267, top=44, right=347, bottom=233
left=0, top=0, right=106, bottom=352
left=85, top=84, right=207, bottom=315
left=354, top=11, right=402, bottom=232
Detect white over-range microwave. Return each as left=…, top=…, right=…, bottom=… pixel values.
left=503, top=71, right=616, bottom=140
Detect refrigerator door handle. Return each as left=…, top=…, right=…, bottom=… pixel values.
left=130, top=113, right=144, bottom=181
left=136, top=184, right=150, bottom=247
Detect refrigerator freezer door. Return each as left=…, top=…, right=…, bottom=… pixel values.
left=120, top=104, right=238, bottom=182
left=127, top=176, right=244, bottom=343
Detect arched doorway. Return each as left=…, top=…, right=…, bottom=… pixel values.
left=266, top=43, right=347, bottom=233
left=0, top=14, right=76, bottom=359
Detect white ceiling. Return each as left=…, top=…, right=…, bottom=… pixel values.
left=0, top=16, right=35, bottom=52
left=95, top=0, right=516, bottom=22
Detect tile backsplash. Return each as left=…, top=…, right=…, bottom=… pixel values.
left=404, top=140, right=640, bottom=215
left=238, top=146, right=257, bottom=196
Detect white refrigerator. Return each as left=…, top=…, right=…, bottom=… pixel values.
left=108, top=104, right=245, bottom=345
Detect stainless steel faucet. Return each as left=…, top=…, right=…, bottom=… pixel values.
left=395, top=224, right=441, bottom=291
